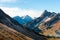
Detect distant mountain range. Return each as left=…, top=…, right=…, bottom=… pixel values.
left=0, top=8, right=60, bottom=40
left=22, top=15, right=33, bottom=23
left=13, top=15, right=33, bottom=25
left=13, top=16, right=25, bottom=25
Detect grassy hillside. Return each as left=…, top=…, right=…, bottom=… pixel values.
left=0, top=23, right=32, bottom=40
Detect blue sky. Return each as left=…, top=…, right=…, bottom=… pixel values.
left=0, top=0, right=60, bottom=12
left=0, top=0, right=60, bottom=18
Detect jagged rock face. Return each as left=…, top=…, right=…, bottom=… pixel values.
left=39, top=20, right=60, bottom=38
left=38, top=12, right=60, bottom=37
left=26, top=10, right=60, bottom=38
left=0, top=9, right=47, bottom=40
left=41, top=10, right=56, bottom=18
left=0, top=23, right=32, bottom=40
left=44, top=13, right=60, bottom=27
left=26, top=10, right=56, bottom=33
left=51, top=20, right=60, bottom=37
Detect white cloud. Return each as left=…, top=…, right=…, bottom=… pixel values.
left=0, top=0, right=17, bottom=3
left=0, top=7, right=43, bottom=19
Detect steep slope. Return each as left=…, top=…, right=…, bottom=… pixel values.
left=38, top=13, right=60, bottom=37
left=0, top=23, right=32, bottom=40
left=26, top=10, right=56, bottom=33
left=44, top=13, right=60, bottom=27
left=0, top=9, right=47, bottom=40
left=38, top=20, right=60, bottom=40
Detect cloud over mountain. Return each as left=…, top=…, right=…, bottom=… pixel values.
left=0, top=7, right=43, bottom=18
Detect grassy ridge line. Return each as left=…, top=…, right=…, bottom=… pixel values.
left=0, top=23, right=33, bottom=40
left=47, top=38, right=60, bottom=40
